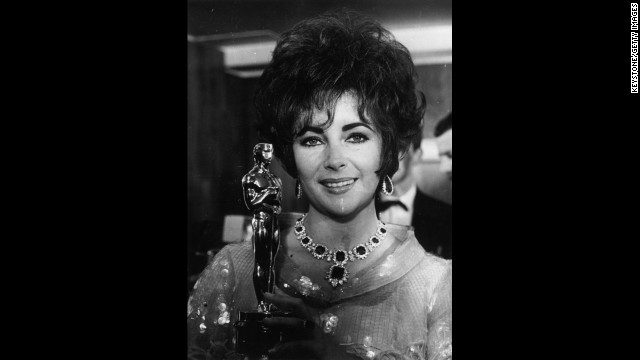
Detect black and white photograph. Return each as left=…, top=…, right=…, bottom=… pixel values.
left=11, top=1, right=638, bottom=359
left=188, top=1, right=452, bottom=359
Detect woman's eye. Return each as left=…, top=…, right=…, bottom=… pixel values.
left=300, top=137, right=323, bottom=147
left=347, top=133, right=369, bottom=143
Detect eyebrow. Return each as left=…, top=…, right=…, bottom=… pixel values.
left=297, top=122, right=373, bottom=136
left=297, top=126, right=324, bottom=136
left=343, top=122, right=373, bottom=132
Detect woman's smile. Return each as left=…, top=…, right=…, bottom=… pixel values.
left=319, top=178, right=357, bottom=194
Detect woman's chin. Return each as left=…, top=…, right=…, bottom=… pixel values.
left=311, top=200, right=367, bottom=220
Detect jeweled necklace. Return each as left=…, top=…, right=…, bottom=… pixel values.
left=294, top=214, right=388, bottom=288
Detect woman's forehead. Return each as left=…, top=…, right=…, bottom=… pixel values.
left=295, top=92, right=373, bottom=130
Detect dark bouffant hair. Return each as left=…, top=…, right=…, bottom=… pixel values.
left=254, top=10, right=426, bottom=179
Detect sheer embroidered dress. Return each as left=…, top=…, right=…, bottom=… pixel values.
left=187, top=214, right=452, bottom=360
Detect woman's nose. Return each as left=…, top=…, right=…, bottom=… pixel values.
left=323, top=144, right=347, bottom=171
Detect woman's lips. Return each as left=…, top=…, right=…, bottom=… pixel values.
left=320, top=178, right=356, bottom=194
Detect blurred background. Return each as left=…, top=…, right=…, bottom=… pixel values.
left=187, top=0, right=452, bottom=295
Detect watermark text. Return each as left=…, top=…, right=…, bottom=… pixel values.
left=632, top=4, right=638, bottom=93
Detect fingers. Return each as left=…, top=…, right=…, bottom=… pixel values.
left=264, top=292, right=312, bottom=319
left=263, top=316, right=315, bottom=330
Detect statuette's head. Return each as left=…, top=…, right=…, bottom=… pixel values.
left=253, top=143, right=274, bottom=165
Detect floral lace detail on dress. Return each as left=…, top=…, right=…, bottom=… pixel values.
left=345, top=342, right=430, bottom=360
left=187, top=246, right=239, bottom=359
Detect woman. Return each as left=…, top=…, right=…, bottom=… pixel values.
left=188, top=10, right=452, bottom=360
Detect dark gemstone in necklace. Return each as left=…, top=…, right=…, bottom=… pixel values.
left=330, top=265, right=345, bottom=279
left=295, top=226, right=303, bottom=233
left=315, top=245, right=326, bottom=255
left=371, top=236, right=380, bottom=244
left=356, top=245, right=367, bottom=255
left=335, top=251, right=346, bottom=262
left=380, top=227, right=386, bottom=234
left=301, top=236, right=311, bottom=245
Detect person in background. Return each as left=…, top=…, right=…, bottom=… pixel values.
left=377, top=112, right=452, bottom=259
left=188, top=10, right=451, bottom=360
left=434, top=112, right=452, bottom=181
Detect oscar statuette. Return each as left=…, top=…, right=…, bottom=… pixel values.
left=235, top=143, right=304, bottom=359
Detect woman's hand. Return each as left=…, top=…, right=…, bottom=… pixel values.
left=263, top=292, right=318, bottom=322
left=262, top=292, right=341, bottom=360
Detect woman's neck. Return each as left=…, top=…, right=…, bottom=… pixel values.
left=392, top=173, right=415, bottom=198
left=303, top=204, right=380, bottom=250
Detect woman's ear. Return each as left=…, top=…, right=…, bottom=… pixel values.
left=400, top=146, right=422, bottom=165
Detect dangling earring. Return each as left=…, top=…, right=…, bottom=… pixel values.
left=296, top=179, right=302, bottom=199
left=381, top=175, right=394, bottom=196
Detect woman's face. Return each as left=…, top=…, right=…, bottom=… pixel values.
left=436, top=129, right=452, bottom=181
left=293, top=93, right=382, bottom=218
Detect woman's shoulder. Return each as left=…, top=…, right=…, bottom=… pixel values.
left=403, top=235, right=451, bottom=287
left=393, top=226, right=451, bottom=267
left=216, top=241, right=254, bottom=266
left=220, top=240, right=253, bottom=254
left=419, top=252, right=451, bottom=279
left=208, top=213, right=302, bottom=272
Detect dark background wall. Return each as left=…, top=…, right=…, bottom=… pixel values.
left=188, top=0, right=452, bottom=36
left=187, top=0, right=452, bottom=286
